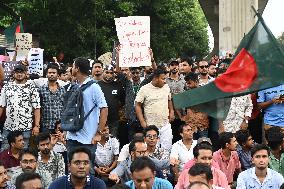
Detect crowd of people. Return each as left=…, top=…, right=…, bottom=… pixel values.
left=0, top=48, right=283, bottom=189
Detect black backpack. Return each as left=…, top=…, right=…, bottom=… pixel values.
left=61, top=80, right=96, bottom=132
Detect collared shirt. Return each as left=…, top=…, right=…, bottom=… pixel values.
left=39, top=83, right=65, bottom=129
left=166, top=75, right=186, bottom=95
left=175, top=166, right=229, bottom=189
left=213, top=149, right=241, bottom=184
left=48, top=174, right=107, bottom=189
left=0, top=149, right=20, bottom=169
left=269, top=153, right=284, bottom=176
left=236, top=167, right=284, bottom=189
left=11, top=168, right=52, bottom=189
left=95, top=137, right=119, bottom=167
left=198, top=75, right=215, bottom=86
left=170, top=140, right=197, bottom=172
left=0, top=81, right=40, bottom=131
left=135, top=83, right=171, bottom=128
left=257, top=84, right=284, bottom=127
left=126, top=177, right=173, bottom=189
left=149, top=146, right=170, bottom=160
left=223, top=95, right=253, bottom=133
left=236, top=145, right=253, bottom=170
left=37, top=150, right=65, bottom=180
left=67, top=77, right=108, bottom=144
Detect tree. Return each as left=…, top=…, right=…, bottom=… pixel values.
left=278, top=32, right=284, bottom=46
left=0, top=0, right=209, bottom=63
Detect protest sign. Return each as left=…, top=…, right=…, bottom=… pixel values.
left=0, top=55, right=9, bottom=63
left=3, top=61, right=19, bottom=79
left=27, top=48, right=44, bottom=76
left=115, top=16, right=150, bottom=67
left=15, top=33, right=32, bottom=57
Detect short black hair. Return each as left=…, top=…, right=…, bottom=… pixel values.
left=7, top=131, right=23, bottom=146
left=15, top=172, right=41, bottom=189
left=19, top=148, right=38, bottom=161
left=36, top=132, right=51, bottom=145
left=188, top=163, right=213, bottom=181
left=219, top=132, right=234, bottom=149
left=184, top=72, right=198, bottom=82
left=152, top=66, right=167, bottom=78
left=193, top=143, right=213, bottom=158
left=129, top=137, right=144, bottom=153
left=188, top=181, right=210, bottom=189
left=46, top=62, right=60, bottom=74
left=180, top=56, right=193, bottom=66
left=130, top=67, right=142, bottom=72
left=178, top=121, right=190, bottom=134
left=251, top=144, right=270, bottom=157
left=92, top=59, right=103, bottom=67
left=266, top=127, right=284, bottom=150
left=74, top=57, right=90, bottom=75
left=143, top=125, right=159, bottom=137
left=111, top=184, right=131, bottom=189
left=130, top=156, right=156, bottom=173
left=236, top=130, right=251, bottom=146
left=68, top=146, right=92, bottom=163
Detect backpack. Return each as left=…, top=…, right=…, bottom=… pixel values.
left=61, top=80, right=96, bottom=132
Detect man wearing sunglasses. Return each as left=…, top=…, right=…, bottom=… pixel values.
left=198, top=61, right=214, bottom=87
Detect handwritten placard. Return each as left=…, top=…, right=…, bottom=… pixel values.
left=0, top=55, right=10, bottom=63
left=3, top=61, right=19, bottom=79
left=27, top=48, right=44, bottom=76
left=115, top=16, right=150, bottom=67
left=15, top=33, right=32, bottom=57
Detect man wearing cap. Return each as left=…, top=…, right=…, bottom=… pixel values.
left=0, top=64, right=41, bottom=151
left=98, top=65, right=125, bottom=137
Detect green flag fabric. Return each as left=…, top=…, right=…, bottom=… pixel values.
left=4, top=20, right=24, bottom=44
left=173, top=13, right=284, bottom=119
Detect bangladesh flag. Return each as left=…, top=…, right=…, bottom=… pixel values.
left=173, top=13, right=284, bottom=119
left=4, top=20, right=24, bottom=44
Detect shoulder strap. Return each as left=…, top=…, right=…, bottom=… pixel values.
left=80, top=80, right=97, bottom=121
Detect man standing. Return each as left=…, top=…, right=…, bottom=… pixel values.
left=49, top=147, right=107, bottom=189
left=135, top=66, right=174, bottom=152
left=39, top=63, right=65, bottom=132
left=179, top=56, right=192, bottom=76
left=208, top=63, right=217, bottom=78
left=257, top=84, right=284, bottom=132
left=0, top=131, right=24, bottom=172
left=0, top=64, right=40, bottom=151
left=91, top=60, right=104, bottom=81
left=197, top=61, right=214, bottom=86
left=236, top=144, right=284, bottom=188
left=66, top=57, right=108, bottom=164
left=98, top=66, right=125, bottom=137
left=36, top=132, right=65, bottom=180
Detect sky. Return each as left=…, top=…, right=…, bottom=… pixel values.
left=208, top=0, right=284, bottom=52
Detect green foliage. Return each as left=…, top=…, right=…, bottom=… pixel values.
left=278, top=32, right=284, bottom=46
left=0, top=0, right=209, bottom=63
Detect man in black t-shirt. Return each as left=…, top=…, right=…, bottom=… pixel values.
left=98, top=66, right=125, bottom=137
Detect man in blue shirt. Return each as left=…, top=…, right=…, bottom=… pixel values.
left=66, top=57, right=108, bottom=167
left=125, top=157, right=172, bottom=189
left=257, top=84, right=284, bottom=131
left=49, top=147, right=107, bottom=189
left=236, top=144, right=284, bottom=189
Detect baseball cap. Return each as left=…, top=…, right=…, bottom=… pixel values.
left=14, top=64, right=27, bottom=72
left=168, top=58, right=179, bottom=66
left=197, top=137, right=212, bottom=145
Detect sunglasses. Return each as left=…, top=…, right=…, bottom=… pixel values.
left=199, top=65, right=209, bottom=69
left=131, top=72, right=140, bottom=75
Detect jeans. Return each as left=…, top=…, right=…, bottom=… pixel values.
left=66, top=139, right=97, bottom=174
left=1, top=129, right=31, bottom=152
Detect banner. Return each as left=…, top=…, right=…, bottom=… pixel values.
left=15, top=33, right=32, bottom=57
left=3, top=61, right=19, bottom=79
left=115, top=16, right=150, bottom=67
left=27, top=48, right=44, bottom=76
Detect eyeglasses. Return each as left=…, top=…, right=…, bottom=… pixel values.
left=72, top=160, right=90, bottom=166
left=105, top=71, right=114, bottom=74
left=21, top=159, right=37, bottom=164
left=145, top=134, right=158, bottom=139
left=199, top=65, right=209, bottom=69
left=135, top=150, right=148, bottom=155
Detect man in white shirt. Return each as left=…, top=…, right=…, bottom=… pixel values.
left=170, top=122, right=197, bottom=172
left=236, top=144, right=284, bottom=189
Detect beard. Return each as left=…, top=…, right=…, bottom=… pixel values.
left=23, top=167, right=35, bottom=173
left=41, top=148, right=50, bottom=155
left=170, top=69, right=178, bottom=74
left=94, top=72, right=102, bottom=77
left=200, top=72, right=208, bottom=76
